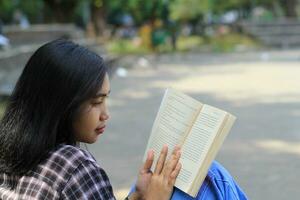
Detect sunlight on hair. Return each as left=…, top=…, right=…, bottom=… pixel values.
left=149, top=62, right=300, bottom=105
left=255, top=139, right=300, bottom=156
left=0, top=101, right=6, bottom=118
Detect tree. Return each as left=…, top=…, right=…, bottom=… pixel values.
left=43, top=0, right=79, bottom=23
left=169, top=0, right=210, bottom=22
left=279, top=0, right=298, bottom=18
left=0, top=0, right=15, bottom=23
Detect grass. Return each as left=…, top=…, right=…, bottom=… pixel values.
left=105, top=33, right=260, bottom=55
left=106, top=38, right=150, bottom=55
left=207, top=33, right=260, bottom=52
left=177, top=36, right=205, bottom=52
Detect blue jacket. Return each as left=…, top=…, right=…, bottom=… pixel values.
left=131, top=161, right=248, bottom=200
left=171, top=161, right=248, bottom=200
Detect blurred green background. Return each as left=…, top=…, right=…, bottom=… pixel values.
left=1, top=0, right=300, bottom=54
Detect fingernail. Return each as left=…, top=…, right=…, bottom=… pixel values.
left=148, top=150, right=154, bottom=157
left=164, top=144, right=168, bottom=150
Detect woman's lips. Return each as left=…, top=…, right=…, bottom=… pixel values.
left=95, top=126, right=105, bottom=134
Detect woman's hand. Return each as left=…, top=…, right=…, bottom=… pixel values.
left=130, top=145, right=181, bottom=200
left=145, top=145, right=182, bottom=200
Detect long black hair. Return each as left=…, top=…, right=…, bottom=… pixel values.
left=0, top=39, right=107, bottom=189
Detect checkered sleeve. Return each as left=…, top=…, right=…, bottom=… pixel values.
left=61, top=160, right=116, bottom=200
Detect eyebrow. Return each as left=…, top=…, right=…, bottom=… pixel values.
left=94, top=90, right=111, bottom=98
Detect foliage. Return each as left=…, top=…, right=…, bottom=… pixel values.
left=106, top=38, right=150, bottom=55
left=18, top=0, right=44, bottom=23
left=177, top=36, right=205, bottom=51
left=106, top=0, right=168, bottom=26
left=43, top=0, right=79, bottom=22
left=212, top=0, right=249, bottom=14
left=0, top=0, right=15, bottom=23
left=0, top=0, right=298, bottom=25
left=106, top=32, right=259, bottom=55
left=169, top=0, right=210, bottom=21
left=0, top=0, right=44, bottom=23
left=208, top=32, right=260, bottom=52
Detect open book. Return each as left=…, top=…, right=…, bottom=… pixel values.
left=143, top=88, right=236, bottom=197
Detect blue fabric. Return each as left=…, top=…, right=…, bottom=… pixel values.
left=130, top=161, right=248, bottom=200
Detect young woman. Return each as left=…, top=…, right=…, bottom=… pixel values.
left=0, top=39, right=182, bottom=200
left=0, top=39, right=248, bottom=200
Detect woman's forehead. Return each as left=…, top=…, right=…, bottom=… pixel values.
left=101, top=74, right=110, bottom=91
left=96, top=74, right=110, bottom=95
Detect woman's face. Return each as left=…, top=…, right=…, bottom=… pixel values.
left=73, top=74, right=110, bottom=143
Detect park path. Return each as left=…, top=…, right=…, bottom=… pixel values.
left=88, top=50, right=300, bottom=200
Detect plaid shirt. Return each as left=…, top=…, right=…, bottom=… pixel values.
left=0, top=144, right=116, bottom=200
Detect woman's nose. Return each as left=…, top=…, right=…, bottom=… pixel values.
left=100, top=111, right=110, bottom=121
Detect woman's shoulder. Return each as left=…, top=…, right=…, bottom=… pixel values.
left=48, top=144, right=97, bottom=165
left=32, top=144, right=100, bottom=190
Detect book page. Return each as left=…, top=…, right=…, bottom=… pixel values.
left=189, top=114, right=235, bottom=197
left=143, top=88, right=203, bottom=171
left=175, top=105, right=228, bottom=192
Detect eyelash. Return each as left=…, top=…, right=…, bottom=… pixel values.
left=91, top=96, right=108, bottom=106
left=93, top=101, right=103, bottom=105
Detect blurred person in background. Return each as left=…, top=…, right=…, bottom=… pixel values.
left=0, top=19, right=9, bottom=49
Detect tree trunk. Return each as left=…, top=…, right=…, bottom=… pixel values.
left=281, top=0, right=298, bottom=18
left=91, top=2, right=106, bottom=37
left=44, top=0, right=76, bottom=23
left=269, top=1, right=282, bottom=18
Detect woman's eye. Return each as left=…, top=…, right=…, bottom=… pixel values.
left=91, top=99, right=104, bottom=106
left=91, top=96, right=107, bottom=106
left=93, top=101, right=103, bottom=105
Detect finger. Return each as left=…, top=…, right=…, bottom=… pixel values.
left=169, top=162, right=182, bottom=185
left=142, top=149, right=154, bottom=173
left=170, top=145, right=180, bottom=157
left=162, top=148, right=181, bottom=177
left=154, top=144, right=168, bottom=175
left=163, top=145, right=179, bottom=172
left=170, top=145, right=180, bottom=159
